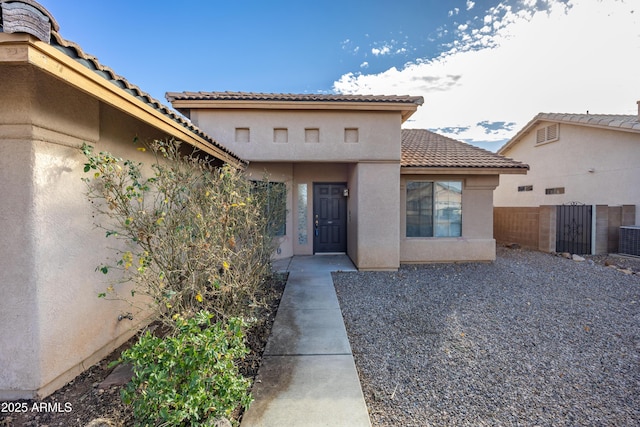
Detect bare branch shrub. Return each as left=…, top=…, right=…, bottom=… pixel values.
left=81, top=139, right=286, bottom=330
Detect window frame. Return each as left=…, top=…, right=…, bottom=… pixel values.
left=405, top=180, right=462, bottom=238
left=545, top=187, right=565, bottom=195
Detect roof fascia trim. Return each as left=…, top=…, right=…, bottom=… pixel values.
left=401, top=166, right=529, bottom=175
left=170, top=99, right=420, bottom=122
left=4, top=35, right=244, bottom=167
left=499, top=114, right=640, bottom=154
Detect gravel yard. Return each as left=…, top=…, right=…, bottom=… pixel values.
left=333, top=247, right=640, bottom=427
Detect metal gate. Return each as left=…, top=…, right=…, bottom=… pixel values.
left=556, top=203, right=592, bottom=254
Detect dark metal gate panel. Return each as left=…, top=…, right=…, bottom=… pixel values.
left=556, top=204, right=592, bottom=254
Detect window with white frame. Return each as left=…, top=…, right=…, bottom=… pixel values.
left=406, top=181, right=462, bottom=237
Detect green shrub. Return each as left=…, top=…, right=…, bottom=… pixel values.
left=119, top=311, right=252, bottom=426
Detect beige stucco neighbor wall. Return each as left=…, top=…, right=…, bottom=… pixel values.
left=495, top=122, right=640, bottom=224
left=400, top=174, right=499, bottom=263
left=0, top=64, right=179, bottom=399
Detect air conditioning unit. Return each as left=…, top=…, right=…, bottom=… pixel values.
left=619, top=226, right=640, bottom=256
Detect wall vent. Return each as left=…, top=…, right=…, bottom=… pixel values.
left=536, top=123, right=559, bottom=144
left=619, top=226, right=640, bottom=256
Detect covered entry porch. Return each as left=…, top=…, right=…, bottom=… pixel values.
left=246, top=161, right=402, bottom=271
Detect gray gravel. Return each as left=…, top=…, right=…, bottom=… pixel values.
left=333, top=247, right=640, bottom=427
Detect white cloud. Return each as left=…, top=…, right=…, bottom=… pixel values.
left=333, top=0, right=640, bottom=150
left=372, top=45, right=392, bottom=56
left=360, top=61, right=369, bottom=68
left=341, top=38, right=360, bottom=55
left=448, top=7, right=460, bottom=17
left=467, top=1, right=475, bottom=10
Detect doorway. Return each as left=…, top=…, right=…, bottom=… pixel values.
left=313, top=183, right=347, bottom=253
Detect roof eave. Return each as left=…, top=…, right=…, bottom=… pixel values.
left=499, top=113, right=640, bottom=154
left=0, top=33, right=245, bottom=168
left=401, top=166, right=529, bottom=175
left=168, top=98, right=420, bottom=123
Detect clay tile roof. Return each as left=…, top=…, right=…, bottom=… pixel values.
left=401, top=129, right=528, bottom=170
left=166, top=91, right=424, bottom=105
left=538, top=113, right=639, bottom=130
left=498, top=112, right=640, bottom=154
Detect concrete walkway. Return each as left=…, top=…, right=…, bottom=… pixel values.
left=241, top=255, right=371, bottom=427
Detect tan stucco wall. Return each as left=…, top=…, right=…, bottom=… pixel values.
left=352, top=162, right=401, bottom=270
left=189, top=109, right=402, bottom=163
left=190, top=107, right=404, bottom=270
left=400, top=174, right=499, bottom=263
left=495, top=122, right=640, bottom=224
left=0, top=65, right=168, bottom=399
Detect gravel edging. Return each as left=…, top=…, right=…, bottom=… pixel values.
left=333, top=247, right=640, bottom=427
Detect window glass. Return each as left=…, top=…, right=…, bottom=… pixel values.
left=406, top=182, right=433, bottom=237
left=406, top=181, right=462, bottom=237
left=297, top=183, right=308, bottom=244
left=252, top=181, right=286, bottom=236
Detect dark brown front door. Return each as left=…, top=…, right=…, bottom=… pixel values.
left=313, top=183, right=347, bottom=253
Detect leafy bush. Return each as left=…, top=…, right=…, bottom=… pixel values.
left=119, top=311, right=252, bottom=426
left=81, top=139, right=286, bottom=328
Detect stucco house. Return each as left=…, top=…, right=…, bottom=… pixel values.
left=0, top=0, right=241, bottom=400
left=167, top=93, right=528, bottom=269
left=0, top=0, right=527, bottom=400
left=495, top=106, right=640, bottom=222
left=494, top=106, right=640, bottom=253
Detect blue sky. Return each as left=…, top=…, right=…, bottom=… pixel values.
left=38, top=0, right=640, bottom=151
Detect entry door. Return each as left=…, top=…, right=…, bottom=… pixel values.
left=313, top=183, right=347, bottom=253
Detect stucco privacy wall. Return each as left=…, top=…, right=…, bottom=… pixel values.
left=400, top=174, right=499, bottom=262
left=0, top=61, right=176, bottom=398
left=495, top=121, right=640, bottom=224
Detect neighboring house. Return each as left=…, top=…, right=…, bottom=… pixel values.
left=495, top=107, right=640, bottom=222
left=494, top=106, right=640, bottom=252
left=0, top=1, right=241, bottom=400
left=167, top=92, right=529, bottom=268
